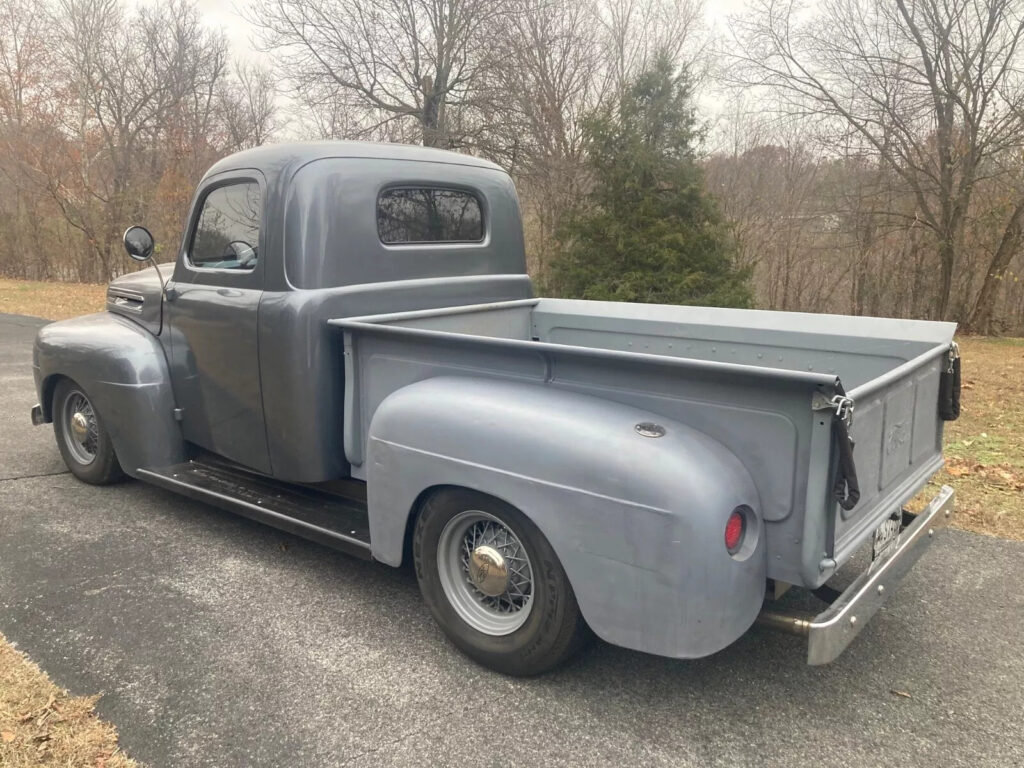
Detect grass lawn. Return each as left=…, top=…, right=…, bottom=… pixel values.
left=914, top=335, right=1024, bottom=540
left=0, top=278, right=107, bottom=321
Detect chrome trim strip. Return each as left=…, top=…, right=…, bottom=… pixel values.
left=106, top=287, right=146, bottom=313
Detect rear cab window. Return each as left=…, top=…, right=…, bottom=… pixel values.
left=377, top=187, right=484, bottom=244
left=189, top=182, right=262, bottom=270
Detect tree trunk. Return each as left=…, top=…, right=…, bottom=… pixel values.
left=421, top=78, right=445, bottom=148
left=936, top=235, right=956, bottom=320
left=968, top=199, right=1024, bottom=333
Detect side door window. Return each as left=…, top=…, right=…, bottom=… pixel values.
left=189, top=182, right=262, bottom=270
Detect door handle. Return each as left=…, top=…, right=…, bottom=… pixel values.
left=217, top=288, right=243, bottom=297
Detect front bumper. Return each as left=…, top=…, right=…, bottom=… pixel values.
left=758, top=484, right=954, bottom=665
left=30, top=403, right=45, bottom=426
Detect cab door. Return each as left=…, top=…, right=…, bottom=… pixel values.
left=165, top=172, right=271, bottom=474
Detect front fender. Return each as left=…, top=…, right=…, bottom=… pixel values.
left=34, top=312, right=184, bottom=476
left=366, top=376, right=766, bottom=660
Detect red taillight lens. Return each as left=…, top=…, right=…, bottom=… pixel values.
left=725, top=509, right=745, bottom=554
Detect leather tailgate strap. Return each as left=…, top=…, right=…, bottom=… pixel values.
left=832, top=415, right=861, bottom=511
left=827, top=386, right=860, bottom=512
left=939, top=342, right=961, bottom=421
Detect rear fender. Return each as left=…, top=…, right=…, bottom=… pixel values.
left=34, top=313, right=184, bottom=476
left=365, top=376, right=766, bottom=659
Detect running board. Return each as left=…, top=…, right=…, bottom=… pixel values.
left=137, top=460, right=372, bottom=559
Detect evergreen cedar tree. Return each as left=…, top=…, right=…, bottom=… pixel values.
left=549, top=54, right=752, bottom=308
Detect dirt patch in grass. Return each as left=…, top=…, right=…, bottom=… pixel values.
left=0, top=278, right=106, bottom=321
left=0, top=633, right=138, bottom=767
left=910, top=335, right=1024, bottom=540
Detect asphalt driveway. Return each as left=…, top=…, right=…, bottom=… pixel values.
left=1, top=313, right=1022, bottom=767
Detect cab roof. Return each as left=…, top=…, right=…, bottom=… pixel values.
left=204, top=140, right=505, bottom=181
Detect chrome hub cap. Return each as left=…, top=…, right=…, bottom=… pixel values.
left=468, top=545, right=509, bottom=597
left=61, top=391, right=98, bottom=465
left=70, top=411, right=89, bottom=441
left=437, top=510, right=534, bottom=635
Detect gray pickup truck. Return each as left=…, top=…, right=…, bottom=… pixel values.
left=31, top=141, right=959, bottom=675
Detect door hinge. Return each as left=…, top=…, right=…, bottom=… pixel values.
left=173, top=407, right=185, bottom=422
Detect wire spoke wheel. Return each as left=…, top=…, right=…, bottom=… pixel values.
left=52, top=378, right=123, bottom=485
left=415, top=488, right=590, bottom=675
left=437, top=510, right=534, bottom=635
left=61, top=389, right=99, bottom=465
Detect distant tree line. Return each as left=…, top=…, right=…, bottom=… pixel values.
left=2, top=0, right=1024, bottom=332
left=0, top=0, right=278, bottom=282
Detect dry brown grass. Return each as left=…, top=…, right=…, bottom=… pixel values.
left=0, top=633, right=138, bottom=767
left=0, top=278, right=107, bottom=321
left=911, top=335, right=1024, bottom=540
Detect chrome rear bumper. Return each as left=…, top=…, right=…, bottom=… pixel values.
left=30, top=403, right=45, bottom=426
left=758, top=484, right=954, bottom=665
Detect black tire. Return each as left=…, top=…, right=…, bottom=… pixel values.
left=52, top=378, right=124, bottom=485
left=414, top=488, right=590, bottom=675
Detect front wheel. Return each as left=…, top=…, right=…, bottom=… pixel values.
left=52, top=378, right=124, bottom=485
left=413, top=488, right=590, bottom=675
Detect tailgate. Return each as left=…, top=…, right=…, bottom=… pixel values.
left=832, top=344, right=951, bottom=563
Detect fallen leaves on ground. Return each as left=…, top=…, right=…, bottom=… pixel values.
left=944, top=457, right=1024, bottom=490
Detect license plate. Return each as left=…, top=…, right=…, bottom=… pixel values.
left=871, top=514, right=902, bottom=563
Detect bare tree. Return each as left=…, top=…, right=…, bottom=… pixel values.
left=36, top=0, right=230, bottom=279
left=0, top=0, right=57, bottom=278
left=219, top=62, right=281, bottom=150
left=729, top=0, right=1024, bottom=325
left=598, top=0, right=708, bottom=96
left=0, top=0, right=49, bottom=129
left=0, top=0, right=283, bottom=284
left=488, top=0, right=602, bottom=277
left=249, top=0, right=504, bottom=148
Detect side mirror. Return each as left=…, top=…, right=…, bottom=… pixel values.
left=123, top=226, right=155, bottom=262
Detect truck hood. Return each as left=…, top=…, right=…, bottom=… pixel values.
left=106, top=262, right=173, bottom=334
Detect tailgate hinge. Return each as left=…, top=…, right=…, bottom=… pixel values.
left=946, top=341, right=960, bottom=373
left=812, top=392, right=855, bottom=427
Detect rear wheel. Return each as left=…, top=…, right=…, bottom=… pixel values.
left=413, top=488, right=590, bottom=675
left=52, top=378, right=123, bottom=485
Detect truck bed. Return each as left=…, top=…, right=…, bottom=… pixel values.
left=330, top=299, right=956, bottom=588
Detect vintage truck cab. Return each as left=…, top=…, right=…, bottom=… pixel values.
left=32, top=141, right=959, bottom=675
